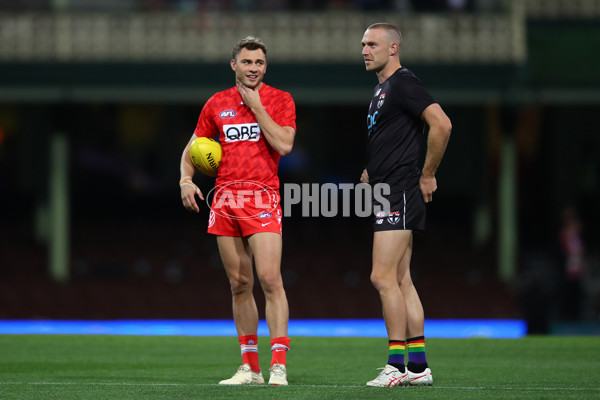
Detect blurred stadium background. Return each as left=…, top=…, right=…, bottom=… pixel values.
left=0, top=0, right=599, bottom=335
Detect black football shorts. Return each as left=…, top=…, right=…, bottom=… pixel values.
left=372, top=186, right=426, bottom=232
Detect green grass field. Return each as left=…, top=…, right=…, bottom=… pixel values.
left=1, top=335, right=599, bottom=399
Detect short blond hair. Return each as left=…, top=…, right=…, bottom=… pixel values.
left=367, top=23, right=402, bottom=47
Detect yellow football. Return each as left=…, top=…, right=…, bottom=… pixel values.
left=189, top=137, right=221, bottom=177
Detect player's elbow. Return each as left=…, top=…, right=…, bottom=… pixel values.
left=276, top=128, right=295, bottom=156
left=278, top=142, right=293, bottom=156
left=432, top=119, right=452, bottom=144
left=441, top=117, right=452, bottom=137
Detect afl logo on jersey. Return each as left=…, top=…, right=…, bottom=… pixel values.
left=219, top=110, right=237, bottom=119
left=377, top=93, right=386, bottom=108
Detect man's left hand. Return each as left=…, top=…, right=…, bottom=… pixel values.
left=419, top=175, right=437, bottom=203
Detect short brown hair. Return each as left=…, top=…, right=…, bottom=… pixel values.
left=231, top=36, right=268, bottom=60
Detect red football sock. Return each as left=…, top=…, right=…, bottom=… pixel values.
left=270, top=336, right=291, bottom=366
left=239, top=335, right=260, bottom=372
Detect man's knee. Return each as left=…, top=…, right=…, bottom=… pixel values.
left=258, top=271, right=284, bottom=295
left=398, top=274, right=414, bottom=291
left=370, top=268, right=395, bottom=292
left=229, top=274, right=254, bottom=296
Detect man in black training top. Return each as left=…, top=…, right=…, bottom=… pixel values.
left=360, top=22, right=452, bottom=387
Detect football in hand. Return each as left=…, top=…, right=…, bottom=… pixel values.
left=189, top=137, right=221, bottom=177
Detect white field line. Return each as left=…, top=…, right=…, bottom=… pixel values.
left=0, top=382, right=599, bottom=391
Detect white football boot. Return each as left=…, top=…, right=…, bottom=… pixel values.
left=407, top=367, right=433, bottom=386
left=268, top=363, right=288, bottom=386
left=218, top=364, right=264, bottom=385
left=366, top=364, right=409, bottom=387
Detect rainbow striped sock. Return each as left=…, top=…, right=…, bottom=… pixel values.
left=387, top=340, right=405, bottom=371
left=407, top=336, right=428, bottom=371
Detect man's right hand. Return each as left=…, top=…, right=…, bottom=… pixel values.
left=180, top=176, right=203, bottom=213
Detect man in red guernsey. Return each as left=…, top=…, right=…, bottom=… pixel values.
left=179, top=36, right=296, bottom=386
